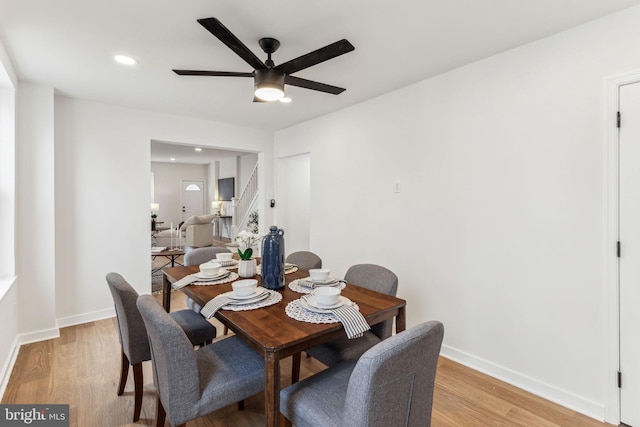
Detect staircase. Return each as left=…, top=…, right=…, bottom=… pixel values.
left=231, top=161, right=259, bottom=235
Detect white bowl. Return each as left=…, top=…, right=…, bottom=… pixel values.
left=199, top=262, right=221, bottom=277
left=313, top=286, right=341, bottom=306
left=216, top=252, right=233, bottom=261
left=232, top=279, right=258, bottom=297
left=309, top=269, right=330, bottom=281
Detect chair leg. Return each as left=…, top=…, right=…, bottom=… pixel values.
left=237, top=399, right=245, bottom=411
left=132, top=362, right=144, bottom=422
left=155, top=396, right=166, bottom=427
left=281, top=413, right=293, bottom=427
left=291, top=352, right=301, bottom=384
left=223, top=325, right=229, bottom=335
left=117, top=350, right=129, bottom=396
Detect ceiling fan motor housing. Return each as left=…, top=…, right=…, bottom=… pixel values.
left=254, top=68, right=285, bottom=101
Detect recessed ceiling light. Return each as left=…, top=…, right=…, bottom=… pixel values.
left=170, top=157, right=176, bottom=161
left=279, top=97, right=292, bottom=103
left=114, top=55, right=137, bottom=65
left=195, top=147, right=202, bottom=152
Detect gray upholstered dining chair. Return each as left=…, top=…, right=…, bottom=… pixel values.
left=136, top=294, right=265, bottom=427
left=281, top=320, right=444, bottom=427
left=304, top=263, right=399, bottom=367
left=183, top=246, right=233, bottom=334
left=106, top=272, right=217, bottom=422
left=285, top=251, right=322, bottom=270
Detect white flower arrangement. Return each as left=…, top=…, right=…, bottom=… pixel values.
left=235, top=230, right=264, bottom=260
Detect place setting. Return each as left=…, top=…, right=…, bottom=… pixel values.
left=211, top=252, right=239, bottom=268
left=200, top=279, right=282, bottom=318
left=289, top=268, right=346, bottom=294
left=285, top=284, right=370, bottom=339
left=256, top=262, right=298, bottom=275
left=171, top=261, right=238, bottom=290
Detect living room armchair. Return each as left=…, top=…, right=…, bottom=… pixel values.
left=154, top=214, right=215, bottom=248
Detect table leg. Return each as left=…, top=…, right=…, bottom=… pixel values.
left=396, top=305, right=406, bottom=333
left=162, top=273, right=171, bottom=313
left=291, top=352, right=301, bottom=384
left=264, top=351, right=280, bottom=427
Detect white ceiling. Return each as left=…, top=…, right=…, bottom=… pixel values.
left=1, top=0, right=640, bottom=134
left=150, top=140, right=244, bottom=164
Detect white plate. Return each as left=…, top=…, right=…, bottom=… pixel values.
left=226, top=290, right=270, bottom=305
left=301, top=296, right=351, bottom=313
left=216, top=259, right=238, bottom=265
left=227, top=287, right=266, bottom=300
left=194, top=270, right=229, bottom=280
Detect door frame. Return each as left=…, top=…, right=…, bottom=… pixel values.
left=604, top=70, right=640, bottom=425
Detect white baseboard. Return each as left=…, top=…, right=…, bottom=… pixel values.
left=0, top=335, right=20, bottom=400
left=56, top=307, right=115, bottom=328
left=17, top=327, right=60, bottom=346
left=440, top=344, right=605, bottom=422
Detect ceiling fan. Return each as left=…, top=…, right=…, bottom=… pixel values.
left=172, top=17, right=355, bottom=102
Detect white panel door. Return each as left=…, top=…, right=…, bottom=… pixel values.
left=181, top=180, right=205, bottom=221
left=619, top=81, right=640, bottom=426
left=276, top=154, right=310, bottom=254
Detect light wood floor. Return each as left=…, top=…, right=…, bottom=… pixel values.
left=2, top=291, right=614, bottom=427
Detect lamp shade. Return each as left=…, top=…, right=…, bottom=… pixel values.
left=150, top=203, right=160, bottom=213
left=254, top=69, right=285, bottom=101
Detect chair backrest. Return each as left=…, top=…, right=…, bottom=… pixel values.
left=285, top=251, right=322, bottom=270
left=343, top=321, right=444, bottom=427
left=184, top=246, right=232, bottom=266
left=136, top=294, right=200, bottom=424
left=105, top=272, right=151, bottom=364
left=344, top=264, right=398, bottom=340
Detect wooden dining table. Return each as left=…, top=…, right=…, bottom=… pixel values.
left=162, top=264, right=406, bottom=427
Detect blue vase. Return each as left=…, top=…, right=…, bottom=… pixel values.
left=261, top=226, right=285, bottom=290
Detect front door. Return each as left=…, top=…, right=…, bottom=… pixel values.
left=619, top=80, right=640, bottom=426
left=181, top=180, right=205, bottom=222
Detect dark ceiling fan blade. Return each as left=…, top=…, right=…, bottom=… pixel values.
left=285, top=75, right=346, bottom=95
left=276, top=39, right=354, bottom=75
left=173, top=70, right=253, bottom=77
left=197, top=17, right=267, bottom=70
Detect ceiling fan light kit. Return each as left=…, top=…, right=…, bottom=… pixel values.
left=172, top=17, right=354, bottom=102
left=254, top=68, right=285, bottom=101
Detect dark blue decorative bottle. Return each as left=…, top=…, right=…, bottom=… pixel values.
left=261, top=226, right=285, bottom=290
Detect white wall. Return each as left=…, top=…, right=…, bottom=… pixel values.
left=17, top=83, right=57, bottom=340
left=276, top=153, right=310, bottom=253
left=0, top=40, right=18, bottom=398
left=53, top=97, right=273, bottom=325
left=151, top=162, right=209, bottom=226
left=275, top=5, right=640, bottom=421
left=218, top=157, right=236, bottom=180
left=239, top=153, right=259, bottom=191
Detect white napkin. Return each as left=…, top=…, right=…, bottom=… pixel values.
left=297, top=277, right=341, bottom=289
left=200, top=295, right=234, bottom=319
left=171, top=275, right=198, bottom=290
left=331, top=305, right=371, bottom=339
